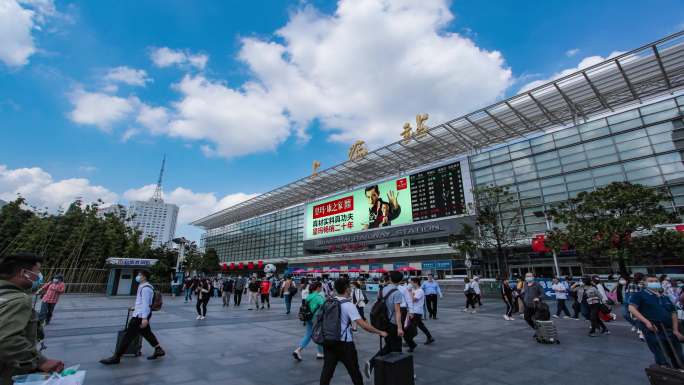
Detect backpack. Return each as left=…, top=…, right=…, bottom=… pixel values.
left=298, top=299, right=314, bottom=322
left=288, top=283, right=298, bottom=296
left=312, top=297, right=351, bottom=346
left=533, top=301, right=550, bottom=321
left=370, top=288, right=398, bottom=331
left=147, top=285, right=163, bottom=311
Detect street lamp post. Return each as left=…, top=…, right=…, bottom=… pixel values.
left=534, top=211, right=561, bottom=278
left=172, top=237, right=188, bottom=296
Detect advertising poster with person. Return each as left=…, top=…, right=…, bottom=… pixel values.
left=305, top=177, right=413, bottom=239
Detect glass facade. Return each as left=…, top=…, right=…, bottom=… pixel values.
left=470, top=95, right=684, bottom=236
left=201, top=205, right=304, bottom=262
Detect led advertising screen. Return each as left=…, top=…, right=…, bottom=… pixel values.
left=305, top=177, right=413, bottom=239
left=304, top=161, right=467, bottom=240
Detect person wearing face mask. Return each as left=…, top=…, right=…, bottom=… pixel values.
left=36, top=274, right=65, bottom=325
left=629, top=274, right=684, bottom=368
left=551, top=277, right=571, bottom=319
left=521, top=272, right=545, bottom=330
left=584, top=276, right=609, bottom=337
left=100, top=270, right=165, bottom=365
left=0, top=252, right=64, bottom=384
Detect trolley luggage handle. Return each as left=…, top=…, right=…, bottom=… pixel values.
left=124, top=308, right=132, bottom=330
left=654, top=322, right=684, bottom=369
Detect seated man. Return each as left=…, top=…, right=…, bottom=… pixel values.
left=629, top=274, right=684, bottom=368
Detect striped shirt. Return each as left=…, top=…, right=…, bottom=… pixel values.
left=41, top=282, right=65, bottom=304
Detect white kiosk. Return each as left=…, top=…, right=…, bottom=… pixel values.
left=105, top=257, right=158, bottom=296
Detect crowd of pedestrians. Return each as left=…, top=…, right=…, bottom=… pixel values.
left=2, top=250, right=684, bottom=384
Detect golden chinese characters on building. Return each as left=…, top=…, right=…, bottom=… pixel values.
left=348, top=140, right=368, bottom=161
left=400, top=113, right=430, bottom=143
left=312, top=160, right=321, bottom=176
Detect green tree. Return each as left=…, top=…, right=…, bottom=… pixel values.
left=471, top=185, right=523, bottom=273
left=629, top=227, right=684, bottom=268
left=548, top=182, right=674, bottom=274
left=448, top=223, right=478, bottom=277
left=201, top=248, right=220, bottom=274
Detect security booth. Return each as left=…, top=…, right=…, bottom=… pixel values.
left=105, top=257, right=158, bottom=296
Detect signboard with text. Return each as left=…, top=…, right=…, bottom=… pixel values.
left=305, top=161, right=467, bottom=240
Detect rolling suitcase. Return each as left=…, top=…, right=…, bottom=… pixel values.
left=373, top=336, right=415, bottom=385
left=645, top=323, right=684, bottom=385
left=534, top=320, right=560, bottom=344
left=116, top=309, right=142, bottom=357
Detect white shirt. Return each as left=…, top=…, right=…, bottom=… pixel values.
left=132, top=282, right=153, bottom=319
left=352, top=287, right=365, bottom=308
left=471, top=280, right=481, bottom=295
left=551, top=283, right=568, bottom=300
left=398, top=284, right=411, bottom=308
left=301, top=286, right=309, bottom=299
left=336, top=296, right=361, bottom=342
left=411, top=287, right=425, bottom=315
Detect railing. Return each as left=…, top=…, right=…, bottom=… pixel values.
left=64, top=283, right=107, bottom=294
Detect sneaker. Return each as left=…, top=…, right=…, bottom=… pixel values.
left=292, top=350, right=302, bottom=362
left=562, top=316, right=569, bottom=319
left=316, top=353, right=325, bottom=359
left=99, top=356, right=121, bottom=365
left=638, top=330, right=645, bottom=341
left=508, top=317, right=515, bottom=321
left=631, top=326, right=637, bottom=332
left=196, top=315, right=202, bottom=320
left=364, top=361, right=372, bottom=380
left=588, top=332, right=599, bottom=337
left=552, top=315, right=559, bottom=319
left=424, top=338, right=435, bottom=345
left=471, top=310, right=477, bottom=314
left=503, top=315, right=510, bottom=320
left=462, top=308, right=468, bottom=312
left=200, top=316, right=205, bottom=320
left=601, top=330, right=611, bottom=335
left=147, top=347, right=165, bottom=360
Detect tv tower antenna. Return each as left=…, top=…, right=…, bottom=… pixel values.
left=151, top=155, right=166, bottom=202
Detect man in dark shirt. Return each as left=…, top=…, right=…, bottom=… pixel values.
left=363, top=185, right=401, bottom=229
left=629, top=274, right=684, bottom=368
left=222, top=278, right=234, bottom=307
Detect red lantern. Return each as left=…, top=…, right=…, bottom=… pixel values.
left=238, top=262, right=244, bottom=270
left=248, top=261, right=254, bottom=270
left=229, top=262, right=235, bottom=270
left=258, top=260, right=264, bottom=269
left=220, top=263, right=228, bottom=271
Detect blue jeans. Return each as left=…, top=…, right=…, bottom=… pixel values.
left=623, top=302, right=636, bottom=327
left=284, top=294, right=292, bottom=314
left=641, top=324, right=684, bottom=367
left=184, top=288, right=192, bottom=301
left=299, top=320, right=323, bottom=353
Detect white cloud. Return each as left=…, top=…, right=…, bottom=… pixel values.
left=149, top=47, right=208, bottom=70
left=123, top=184, right=257, bottom=225
left=0, top=0, right=37, bottom=67
left=565, top=48, right=580, bottom=57
left=136, top=104, right=169, bottom=134
left=104, top=66, right=151, bottom=87
left=0, top=164, right=118, bottom=210
left=68, top=90, right=139, bottom=131
left=518, top=51, right=623, bottom=93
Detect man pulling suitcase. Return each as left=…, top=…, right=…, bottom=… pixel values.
left=100, top=270, right=165, bottom=365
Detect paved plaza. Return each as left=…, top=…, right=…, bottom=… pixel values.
left=43, top=293, right=653, bottom=385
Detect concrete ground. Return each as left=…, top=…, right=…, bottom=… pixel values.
left=41, top=292, right=654, bottom=385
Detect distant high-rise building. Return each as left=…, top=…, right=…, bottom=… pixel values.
left=0, top=199, right=6, bottom=208
left=128, top=156, right=179, bottom=248
left=97, top=204, right=127, bottom=221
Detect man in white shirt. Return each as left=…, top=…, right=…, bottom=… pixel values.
left=551, top=277, right=571, bottom=318
left=404, top=277, right=435, bottom=352
left=472, top=276, right=482, bottom=306
left=320, top=278, right=387, bottom=385
left=100, top=270, right=165, bottom=365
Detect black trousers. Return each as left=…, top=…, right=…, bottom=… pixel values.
left=405, top=314, right=432, bottom=348
left=465, top=293, right=476, bottom=309
left=116, top=317, right=159, bottom=357
left=320, top=342, right=364, bottom=385
left=260, top=294, right=270, bottom=308
left=556, top=299, right=571, bottom=317
left=426, top=294, right=438, bottom=319
left=502, top=296, right=513, bottom=317
left=356, top=306, right=365, bottom=321
left=234, top=291, right=243, bottom=306
left=39, top=302, right=56, bottom=324
left=196, top=298, right=208, bottom=316
left=370, top=325, right=402, bottom=370
left=523, top=304, right=536, bottom=329
left=589, top=303, right=607, bottom=333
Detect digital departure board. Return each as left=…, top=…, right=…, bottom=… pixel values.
left=410, top=162, right=466, bottom=222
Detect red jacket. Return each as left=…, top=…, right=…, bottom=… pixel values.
left=260, top=280, right=271, bottom=295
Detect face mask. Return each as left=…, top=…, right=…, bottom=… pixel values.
left=53, top=278, right=59, bottom=283
left=525, top=277, right=534, bottom=282
left=135, top=275, right=142, bottom=283
left=619, top=280, right=626, bottom=285
left=647, top=282, right=662, bottom=290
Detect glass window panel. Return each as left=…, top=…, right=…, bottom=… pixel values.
left=665, top=172, right=684, bottom=183
left=566, top=179, right=594, bottom=191
left=515, top=172, right=538, bottom=182
left=614, top=129, right=647, bottom=143
left=543, top=184, right=566, bottom=195
left=584, top=137, right=614, bottom=150
left=560, top=152, right=586, bottom=164
left=643, top=108, right=681, bottom=125
left=509, top=141, right=530, bottom=151
left=534, top=151, right=559, bottom=162
left=627, top=168, right=658, bottom=181
left=581, top=126, right=610, bottom=141
left=610, top=118, right=643, bottom=133
left=553, top=127, right=578, bottom=139
left=592, top=164, right=623, bottom=177
left=631, top=176, right=664, bottom=186
left=510, top=148, right=532, bottom=158
left=536, top=159, right=561, bottom=170
left=514, top=165, right=536, bottom=174
left=518, top=180, right=540, bottom=191
left=649, top=132, right=674, bottom=145
left=540, top=176, right=564, bottom=187
left=648, top=121, right=675, bottom=134
left=512, top=157, right=534, bottom=168
left=589, top=154, right=619, bottom=167
left=532, top=141, right=556, bottom=153
left=581, top=118, right=608, bottom=132
left=563, top=161, right=588, bottom=172
left=668, top=184, right=684, bottom=196
left=661, top=162, right=684, bottom=174
left=641, top=99, right=677, bottom=115
left=594, top=173, right=625, bottom=186
left=623, top=157, right=658, bottom=171
left=491, top=154, right=511, bottom=163
left=558, top=144, right=584, bottom=157
left=619, top=146, right=653, bottom=160
left=657, top=152, right=684, bottom=165
left=538, top=167, right=562, bottom=177
left=564, top=171, right=592, bottom=182
left=544, top=192, right=568, bottom=202
left=607, top=109, right=640, bottom=125
left=652, top=142, right=676, bottom=154
left=492, top=162, right=513, bottom=172
left=520, top=197, right=543, bottom=206
left=474, top=168, right=492, bottom=177
left=531, top=134, right=553, bottom=145
left=490, top=146, right=509, bottom=157
left=555, top=134, right=581, bottom=147
left=496, top=177, right=515, bottom=186
left=496, top=169, right=515, bottom=179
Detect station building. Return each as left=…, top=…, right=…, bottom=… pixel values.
left=192, top=32, right=684, bottom=278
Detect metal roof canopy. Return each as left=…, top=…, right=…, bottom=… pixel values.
left=193, top=31, right=684, bottom=230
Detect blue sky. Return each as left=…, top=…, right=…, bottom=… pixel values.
left=1, top=0, right=682, bottom=241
